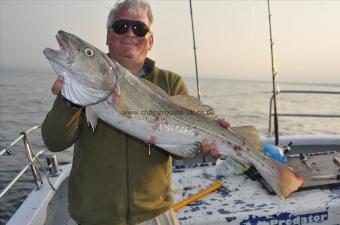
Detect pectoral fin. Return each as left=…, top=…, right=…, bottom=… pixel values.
left=85, top=107, right=98, bottom=131
left=109, top=86, right=130, bottom=117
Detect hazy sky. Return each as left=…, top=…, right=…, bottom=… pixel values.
left=1, top=0, right=339, bottom=84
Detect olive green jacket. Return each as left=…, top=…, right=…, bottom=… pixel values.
left=41, top=59, right=188, bottom=225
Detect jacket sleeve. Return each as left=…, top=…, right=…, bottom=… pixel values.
left=169, top=75, right=189, bottom=96
left=41, top=95, right=82, bottom=152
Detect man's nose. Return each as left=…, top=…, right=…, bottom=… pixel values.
left=124, top=27, right=135, bottom=37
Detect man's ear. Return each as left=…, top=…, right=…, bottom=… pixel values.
left=149, top=33, right=154, bottom=50
left=106, top=31, right=110, bottom=45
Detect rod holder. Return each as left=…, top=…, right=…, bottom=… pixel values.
left=20, top=131, right=41, bottom=189
left=46, top=155, right=60, bottom=177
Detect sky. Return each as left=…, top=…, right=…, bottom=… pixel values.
left=1, top=0, right=340, bottom=84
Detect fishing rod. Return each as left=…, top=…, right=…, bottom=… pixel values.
left=267, top=0, right=280, bottom=145
left=189, top=0, right=206, bottom=162
left=189, top=0, right=201, bottom=101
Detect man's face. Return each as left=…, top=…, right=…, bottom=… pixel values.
left=107, top=6, right=153, bottom=65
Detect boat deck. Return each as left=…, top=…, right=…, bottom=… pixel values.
left=4, top=134, right=340, bottom=225
left=172, top=162, right=340, bottom=225
left=7, top=159, right=340, bottom=225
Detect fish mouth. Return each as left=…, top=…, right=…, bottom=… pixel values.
left=43, top=30, right=72, bottom=65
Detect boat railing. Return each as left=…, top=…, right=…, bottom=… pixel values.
left=268, top=90, right=340, bottom=136
left=0, top=125, right=54, bottom=198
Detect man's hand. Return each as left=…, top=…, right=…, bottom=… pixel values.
left=202, top=119, right=230, bottom=160
left=51, top=76, right=64, bottom=95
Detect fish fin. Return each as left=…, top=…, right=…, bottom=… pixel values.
left=275, top=161, right=304, bottom=199
left=142, top=79, right=217, bottom=119
left=231, top=126, right=262, bottom=152
left=256, top=158, right=304, bottom=200
left=170, top=95, right=218, bottom=120
left=141, top=79, right=172, bottom=99
left=110, top=89, right=130, bottom=117
left=157, top=142, right=202, bottom=159
left=66, top=108, right=82, bottom=129
left=85, top=107, right=98, bottom=131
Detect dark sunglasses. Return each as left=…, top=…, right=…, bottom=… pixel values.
left=111, top=20, right=150, bottom=37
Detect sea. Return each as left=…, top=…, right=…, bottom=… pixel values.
left=0, top=70, right=340, bottom=224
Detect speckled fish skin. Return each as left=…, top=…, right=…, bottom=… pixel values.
left=44, top=30, right=304, bottom=199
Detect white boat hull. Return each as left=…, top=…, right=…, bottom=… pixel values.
left=6, top=135, right=340, bottom=225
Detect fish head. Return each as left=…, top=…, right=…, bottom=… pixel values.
left=44, top=30, right=121, bottom=105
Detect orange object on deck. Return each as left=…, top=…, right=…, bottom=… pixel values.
left=172, top=180, right=223, bottom=212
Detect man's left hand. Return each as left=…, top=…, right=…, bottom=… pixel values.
left=201, top=119, right=230, bottom=160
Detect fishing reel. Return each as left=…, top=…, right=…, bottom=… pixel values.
left=245, top=141, right=294, bottom=181
left=262, top=141, right=294, bottom=164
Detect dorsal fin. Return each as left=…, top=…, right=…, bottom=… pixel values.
left=170, top=95, right=218, bottom=120
left=141, top=79, right=171, bottom=100
left=142, top=79, right=217, bottom=119
left=231, top=126, right=263, bottom=151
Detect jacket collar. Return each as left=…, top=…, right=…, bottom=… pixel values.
left=142, top=58, right=155, bottom=74
left=107, top=53, right=155, bottom=78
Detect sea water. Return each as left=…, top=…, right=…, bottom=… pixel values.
left=0, top=70, right=339, bottom=224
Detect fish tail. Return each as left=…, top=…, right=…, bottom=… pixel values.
left=255, top=157, right=304, bottom=199
left=271, top=160, right=304, bottom=199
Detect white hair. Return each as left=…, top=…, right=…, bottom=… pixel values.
left=107, top=0, right=153, bottom=31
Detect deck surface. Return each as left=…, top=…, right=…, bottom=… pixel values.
left=172, top=162, right=340, bottom=225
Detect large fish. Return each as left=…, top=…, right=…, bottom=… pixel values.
left=43, top=30, right=304, bottom=199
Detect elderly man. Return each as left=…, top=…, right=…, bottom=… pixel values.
left=43, top=1, right=228, bottom=225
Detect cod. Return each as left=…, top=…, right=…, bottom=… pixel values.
left=43, top=30, right=304, bottom=200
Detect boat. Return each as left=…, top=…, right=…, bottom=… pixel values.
left=2, top=85, right=340, bottom=224
left=2, top=1, right=340, bottom=225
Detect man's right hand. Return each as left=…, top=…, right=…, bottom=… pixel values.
left=51, top=76, right=64, bottom=95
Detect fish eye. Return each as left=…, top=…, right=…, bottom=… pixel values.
left=84, top=47, right=94, bottom=57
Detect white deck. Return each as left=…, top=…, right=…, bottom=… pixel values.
left=6, top=164, right=72, bottom=225
left=5, top=134, right=340, bottom=225
left=172, top=162, right=340, bottom=225
left=7, top=161, right=340, bottom=225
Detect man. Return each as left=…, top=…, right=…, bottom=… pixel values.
left=42, top=1, right=228, bottom=224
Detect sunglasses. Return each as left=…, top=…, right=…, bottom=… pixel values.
left=111, top=20, right=150, bottom=37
